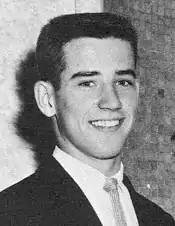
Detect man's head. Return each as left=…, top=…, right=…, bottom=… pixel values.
left=34, top=13, right=139, bottom=169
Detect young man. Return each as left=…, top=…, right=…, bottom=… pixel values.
left=0, top=13, right=174, bottom=225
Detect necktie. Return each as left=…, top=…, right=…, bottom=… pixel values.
left=103, top=177, right=127, bottom=226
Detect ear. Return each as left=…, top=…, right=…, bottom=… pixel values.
left=34, top=81, right=56, bottom=117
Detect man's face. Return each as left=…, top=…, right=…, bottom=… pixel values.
left=54, top=37, right=139, bottom=161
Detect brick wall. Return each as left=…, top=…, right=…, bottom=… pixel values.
left=104, top=0, right=175, bottom=218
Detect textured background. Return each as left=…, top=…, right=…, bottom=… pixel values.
left=104, top=0, right=175, bottom=218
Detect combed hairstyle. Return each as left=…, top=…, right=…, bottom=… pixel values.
left=36, top=12, right=138, bottom=90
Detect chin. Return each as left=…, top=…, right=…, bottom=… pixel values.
left=98, top=154, right=120, bottom=160
left=91, top=148, right=121, bottom=160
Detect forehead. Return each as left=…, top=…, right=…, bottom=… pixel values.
left=63, top=37, right=134, bottom=72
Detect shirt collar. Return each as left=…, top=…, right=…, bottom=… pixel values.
left=110, top=161, right=124, bottom=184
left=53, top=146, right=124, bottom=186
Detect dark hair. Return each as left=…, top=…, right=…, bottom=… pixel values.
left=36, top=13, right=138, bottom=90
left=15, top=50, right=56, bottom=163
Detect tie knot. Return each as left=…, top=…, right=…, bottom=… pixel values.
left=103, top=177, right=118, bottom=193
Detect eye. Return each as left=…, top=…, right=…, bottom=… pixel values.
left=78, top=81, right=95, bottom=87
left=116, top=80, right=134, bottom=87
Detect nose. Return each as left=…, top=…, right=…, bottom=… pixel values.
left=98, top=86, right=122, bottom=111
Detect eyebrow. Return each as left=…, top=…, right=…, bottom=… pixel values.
left=116, top=69, right=136, bottom=78
left=70, top=69, right=136, bottom=80
left=71, top=71, right=100, bottom=79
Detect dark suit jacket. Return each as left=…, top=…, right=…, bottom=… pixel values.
left=0, top=156, right=174, bottom=226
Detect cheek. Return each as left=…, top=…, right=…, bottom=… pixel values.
left=57, top=94, right=85, bottom=122
left=65, top=92, right=95, bottom=111
left=121, top=92, right=138, bottom=113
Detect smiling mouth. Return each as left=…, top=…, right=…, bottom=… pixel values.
left=89, top=118, right=124, bottom=129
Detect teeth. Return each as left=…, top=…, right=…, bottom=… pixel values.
left=91, top=120, right=119, bottom=127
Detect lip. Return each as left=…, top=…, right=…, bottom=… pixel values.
left=89, top=118, right=125, bottom=132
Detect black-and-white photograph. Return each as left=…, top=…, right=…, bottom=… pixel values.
left=0, top=0, right=174, bottom=225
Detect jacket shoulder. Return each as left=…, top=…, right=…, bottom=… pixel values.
left=0, top=172, right=43, bottom=225
left=135, top=191, right=175, bottom=225
left=124, top=175, right=175, bottom=225
left=0, top=172, right=39, bottom=209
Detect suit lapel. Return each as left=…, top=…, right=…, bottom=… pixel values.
left=123, top=175, right=145, bottom=225
left=37, top=156, right=103, bottom=226
left=123, top=174, right=158, bottom=226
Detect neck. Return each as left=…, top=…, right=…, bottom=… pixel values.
left=56, top=144, right=122, bottom=177
left=85, top=154, right=122, bottom=177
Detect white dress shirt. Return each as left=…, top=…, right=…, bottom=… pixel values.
left=53, top=146, right=139, bottom=226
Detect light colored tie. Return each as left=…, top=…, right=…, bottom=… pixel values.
left=103, top=177, right=127, bottom=226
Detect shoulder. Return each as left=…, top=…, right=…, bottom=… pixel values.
left=0, top=172, right=42, bottom=225
left=0, top=167, right=59, bottom=225
left=124, top=174, right=175, bottom=225
left=0, top=156, right=60, bottom=207
left=134, top=190, right=175, bottom=225
left=0, top=172, right=39, bottom=209
left=0, top=158, right=66, bottom=214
